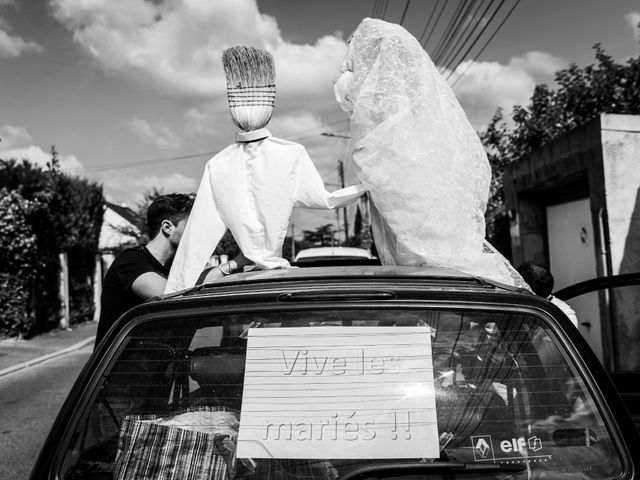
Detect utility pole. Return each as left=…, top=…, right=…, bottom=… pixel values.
left=338, top=159, right=349, bottom=240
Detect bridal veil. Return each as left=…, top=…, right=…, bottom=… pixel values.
left=338, top=18, right=526, bottom=288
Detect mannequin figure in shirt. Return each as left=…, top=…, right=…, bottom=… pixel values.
left=165, top=47, right=366, bottom=293
left=333, top=18, right=526, bottom=288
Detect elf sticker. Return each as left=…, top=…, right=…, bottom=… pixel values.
left=499, top=436, right=543, bottom=453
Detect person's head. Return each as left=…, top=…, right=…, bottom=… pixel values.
left=146, top=193, right=195, bottom=247
left=516, top=261, right=554, bottom=298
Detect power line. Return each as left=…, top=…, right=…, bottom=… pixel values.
left=371, top=0, right=380, bottom=18
left=434, top=0, right=478, bottom=66
left=61, top=117, right=350, bottom=175
left=381, top=0, right=390, bottom=20
left=418, top=0, right=442, bottom=45
left=430, top=0, right=468, bottom=62
left=438, top=0, right=488, bottom=70
left=62, top=150, right=219, bottom=174
left=399, top=0, right=411, bottom=25
left=447, top=0, right=510, bottom=72
left=421, top=0, right=448, bottom=51
left=439, top=0, right=494, bottom=73
left=449, top=0, right=521, bottom=85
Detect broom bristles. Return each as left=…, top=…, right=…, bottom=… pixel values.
left=222, top=46, right=276, bottom=132
left=222, top=46, right=275, bottom=88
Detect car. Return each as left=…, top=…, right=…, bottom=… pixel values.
left=293, top=247, right=378, bottom=265
left=31, top=266, right=640, bottom=479
left=555, top=272, right=640, bottom=433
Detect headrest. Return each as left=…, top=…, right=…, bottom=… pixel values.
left=190, top=348, right=246, bottom=385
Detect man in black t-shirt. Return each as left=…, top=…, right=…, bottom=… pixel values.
left=96, top=194, right=195, bottom=344
left=97, top=193, right=253, bottom=346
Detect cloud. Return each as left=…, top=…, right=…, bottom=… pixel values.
left=0, top=145, right=83, bottom=170
left=0, top=124, right=83, bottom=170
left=102, top=172, right=198, bottom=204
left=450, top=51, right=566, bottom=128
left=0, top=124, right=34, bottom=149
left=269, top=110, right=324, bottom=140
left=625, top=12, right=640, bottom=40
left=51, top=0, right=347, bottom=108
left=122, top=116, right=181, bottom=150
left=131, top=172, right=197, bottom=193
left=183, top=106, right=237, bottom=141
left=0, top=26, right=43, bottom=57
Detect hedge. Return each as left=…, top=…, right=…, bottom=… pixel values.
left=0, top=158, right=104, bottom=336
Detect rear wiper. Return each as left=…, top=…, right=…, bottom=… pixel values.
left=338, top=461, right=526, bottom=480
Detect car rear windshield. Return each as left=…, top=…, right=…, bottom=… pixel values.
left=59, top=308, right=624, bottom=480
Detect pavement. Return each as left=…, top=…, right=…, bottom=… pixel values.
left=0, top=321, right=96, bottom=378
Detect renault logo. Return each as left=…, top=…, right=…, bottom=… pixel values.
left=470, top=435, right=495, bottom=461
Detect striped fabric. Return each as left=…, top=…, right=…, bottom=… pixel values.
left=114, top=407, right=236, bottom=480
left=249, top=459, right=337, bottom=480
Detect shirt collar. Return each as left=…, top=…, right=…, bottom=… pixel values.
left=236, top=128, right=271, bottom=143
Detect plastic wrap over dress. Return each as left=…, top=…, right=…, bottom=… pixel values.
left=337, top=18, right=527, bottom=288
left=165, top=130, right=366, bottom=293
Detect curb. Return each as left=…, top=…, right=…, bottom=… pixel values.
left=0, top=335, right=95, bottom=378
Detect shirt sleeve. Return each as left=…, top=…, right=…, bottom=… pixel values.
left=164, top=162, right=227, bottom=293
left=114, top=249, right=159, bottom=291
left=293, top=147, right=367, bottom=209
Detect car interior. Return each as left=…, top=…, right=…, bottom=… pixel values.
left=59, top=308, right=623, bottom=480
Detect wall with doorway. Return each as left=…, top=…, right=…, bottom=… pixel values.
left=504, top=114, right=640, bottom=370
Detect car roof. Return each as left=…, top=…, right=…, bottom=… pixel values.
left=159, top=265, right=526, bottom=300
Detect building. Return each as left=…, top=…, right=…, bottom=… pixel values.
left=92, top=202, right=140, bottom=320
left=504, top=114, right=640, bottom=371
left=99, top=202, right=140, bottom=269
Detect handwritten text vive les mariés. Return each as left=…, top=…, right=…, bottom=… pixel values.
left=280, top=349, right=400, bottom=375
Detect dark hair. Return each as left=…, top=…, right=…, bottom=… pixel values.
left=146, top=193, right=195, bottom=237
left=516, top=261, right=554, bottom=298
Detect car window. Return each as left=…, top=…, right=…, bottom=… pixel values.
left=59, top=308, right=624, bottom=480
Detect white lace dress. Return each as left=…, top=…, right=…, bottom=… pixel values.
left=335, top=18, right=526, bottom=288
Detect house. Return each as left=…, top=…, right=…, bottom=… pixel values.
left=99, top=202, right=140, bottom=270
left=504, top=114, right=640, bottom=371
left=92, top=202, right=140, bottom=321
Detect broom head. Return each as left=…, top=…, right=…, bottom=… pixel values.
left=223, top=46, right=276, bottom=132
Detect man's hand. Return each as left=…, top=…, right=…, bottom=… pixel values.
left=201, top=252, right=255, bottom=284
left=131, top=272, right=168, bottom=299
left=232, top=251, right=253, bottom=271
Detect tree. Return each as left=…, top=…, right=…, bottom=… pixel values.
left=481, top=44, right=640, bottom=255
left=300, top=224, right=336, bottom=248
left=0, top=157, right=104, bottom=334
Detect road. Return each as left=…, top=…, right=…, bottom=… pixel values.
left=0, top=346, right=92, bottom=480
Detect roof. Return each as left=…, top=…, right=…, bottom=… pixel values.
left=160, top=265, right=528, bottom=300
left=105, top=201, right=139, bottom=226
left=294, top=247, right=374, bottom=261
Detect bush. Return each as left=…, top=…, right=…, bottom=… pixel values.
left=0, top=274, right=35, bottom=337
left=0, top=188, right=39, bottom=336
left=0, top=158, right=104, bottom=336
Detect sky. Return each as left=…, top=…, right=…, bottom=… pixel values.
left=1, top=0, right=639, bottom=236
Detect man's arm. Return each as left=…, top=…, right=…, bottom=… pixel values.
left=131, top=272, right=168, bottom=299
left=199, top=252, right=253, bottom=284
left=131, top=251, right=253, bottom=298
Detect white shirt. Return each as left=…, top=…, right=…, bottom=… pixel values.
left=165, top=129, right=366, bottom=293
left=549, top=295, right=579, bottom=328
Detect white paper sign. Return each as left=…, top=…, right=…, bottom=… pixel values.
left=237, top=326, right=439, bottom=459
